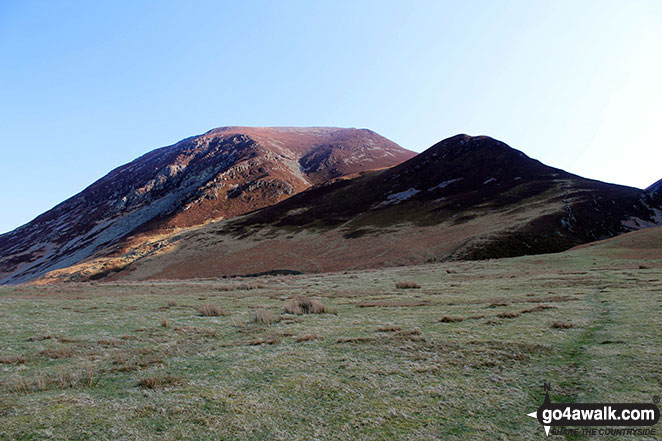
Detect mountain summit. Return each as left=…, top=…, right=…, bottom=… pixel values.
left=0, top=127, right=415, bottom=284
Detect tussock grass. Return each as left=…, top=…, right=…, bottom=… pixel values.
left=520, top=305, right=557, bottom=314
left=0, top=355, right=26, bottom=365
left=217, top=282, right=266, bottom=292
left=284, top=296, right=329, bottom=314
left=488, top=302, right=508, bottom=308
left=551, top=321, right=575, bottom=329
left=137, top=374, right=183, bottom=389
left=7, top=365, right=103, bottom=393
left=57, top=336, right=81, bottom=343
left=97, top=339, right=122, bottom=347
left=375, top=324, right=402, bottom=332
left=294, top=334, right=320, bottom=342
left=356, top=300, right=429, bottom=308
left=439, top=316, right=464, bottom=323
left=496, top=312, right=520, bottom=319
left=0, top=250, right=659, bottom=440
left=394, top=327, right=422, bottom=336
left=38, top=346, right=74, bottom=359
left=336, top=336, right=375, bottom=344
left=27, top=334, right=54, bottom=342
left=246, top=336, right=280, bottom=346
left=196, top=304, right=228, bottom=317
left=253, top=308, right=279, bottom=325
left=395, top=281, right=421, bottom=289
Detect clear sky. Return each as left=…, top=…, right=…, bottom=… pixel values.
left=1, top=0, right=661, bottom=234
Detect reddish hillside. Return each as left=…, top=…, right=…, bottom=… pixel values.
left=0, top=127, right=414, bottom=284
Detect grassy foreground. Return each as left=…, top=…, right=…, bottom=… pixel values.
left=0, top=250, right=660, bottom=440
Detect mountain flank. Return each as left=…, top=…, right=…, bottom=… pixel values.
left=647, top=178, right=662, bottom=195
left=0, top=127, right=415, bottom=284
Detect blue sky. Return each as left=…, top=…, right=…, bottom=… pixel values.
left=1, top=0, right=661, bottom=233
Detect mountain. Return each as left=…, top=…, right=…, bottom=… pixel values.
left=647, top=178, right=662, bottom=195
left=37, top=134, right=662, bottom=283
left=0, top=127, right=415, bottom=284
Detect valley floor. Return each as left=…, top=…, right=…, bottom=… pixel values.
left=0, top=248, right=660, bottom=440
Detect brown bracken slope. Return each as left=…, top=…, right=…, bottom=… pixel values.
left=0, top=127, right=415, bottom=284
left=37, top=134, right=662, bottom=283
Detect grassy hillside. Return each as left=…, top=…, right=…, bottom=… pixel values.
left=1, top=245, right=660, bottom=440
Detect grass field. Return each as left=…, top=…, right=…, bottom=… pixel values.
left=1, top=248, right=660, bottom=440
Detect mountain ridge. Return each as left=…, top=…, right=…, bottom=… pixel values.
left=647, top=178, right=662, bottom=194
left=31, top=134, right=662, bottom=284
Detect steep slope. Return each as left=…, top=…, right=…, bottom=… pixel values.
left=40, top=134, right=662, bottom=283
left=647, top=178, right=662, bottom=195
left=0, top=127, right=414, bottom=284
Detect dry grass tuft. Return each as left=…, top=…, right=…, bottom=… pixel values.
left=551, top=321, right=575, bottom=329
left=488, top=302, right=509, bottom=308
left=395, top=327, right=422, bottom=336
left=38, top=347, right=74, bottom=359
left=284, top=296, right=329, bottom=314
left=196, top=304, right=229, bottom=317
left=0, top=355, right=27, bottom=364
left=8, top=365, right=103, bottom=393
left=279, top=316, right=303, bottom=324
left=57, top=336, right=81, bottom=343
left=336, top=336, right=375, bottom=344
left=253, top=308, right=279, bottom=325
left=496, top=312, right=520, bottom=319
left=356, top=300, right=429, bottom=308
left=527, top=295, right=578, bottom=304
left=520, top=305, right=557, bottom=314
left=294, top=334, right=320, bottom=342
left=27, top=334, right=54, bottom=342
left=395, top=281, right=421, bottom=289
left=97, top=339, right=122, bottom=347
left=246, top=336, right=280, bottom=346
left=137, top=374, right=183, bottom=389
left=217, top=282, right=266, bottom=292
left=376, top=324, right=402, bottom=332
left=439, top=316, right=464, bottom=323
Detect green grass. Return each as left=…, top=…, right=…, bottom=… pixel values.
left=0, top=251, right=660, bottom=440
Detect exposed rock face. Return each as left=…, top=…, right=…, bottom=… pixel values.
left=0, top=127, right=415, bottom=284
left=49, top=134, right=662, bottom=283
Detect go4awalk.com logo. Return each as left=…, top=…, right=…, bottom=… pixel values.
left=526, top=383, right=660, bottom=437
